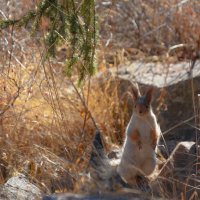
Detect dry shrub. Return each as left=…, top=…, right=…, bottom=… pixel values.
left=86, top=74, right=134, bottom=148
left=0, top=61, right=96, bottom=193
left=97, top=0, right=200, bottom=63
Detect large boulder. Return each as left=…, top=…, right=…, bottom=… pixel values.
left=114, top=61, right=200, bottom=87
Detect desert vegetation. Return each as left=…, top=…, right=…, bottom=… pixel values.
left=0, top=0, right=200, bottom=199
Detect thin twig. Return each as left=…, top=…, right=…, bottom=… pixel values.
left=163, top=115, right=197, bottom=135
left=70, top=79, right=99, bottom=130
left=81, top=78, right=91, bottom=137
left=0, top=75, right=21, bottom=116
left=7, top=24, right=15, bottom=76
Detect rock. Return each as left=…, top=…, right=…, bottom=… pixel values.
left=112, top=60, right=200, bottom=87
left=88, top=130, right=112, bottom=184
left=87, top=130, right=129, bottom=191
left=152, top=141, right=200, bottom=199
left=0, top=173, right=42, bottom=200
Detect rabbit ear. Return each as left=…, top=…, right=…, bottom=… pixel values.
left=145, top=87, right=154, bottom=105
left=132, top=85, right=140, bottom=101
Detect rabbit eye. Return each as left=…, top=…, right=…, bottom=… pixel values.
left=134, top=104, right=137, bottom=108
left=146, top=105, right=149, bottom=109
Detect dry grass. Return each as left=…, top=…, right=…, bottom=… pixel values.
left=97, top=0, right=200, bottom=65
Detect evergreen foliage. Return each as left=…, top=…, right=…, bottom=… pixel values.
left=0, top=0, right=97, bottom=83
